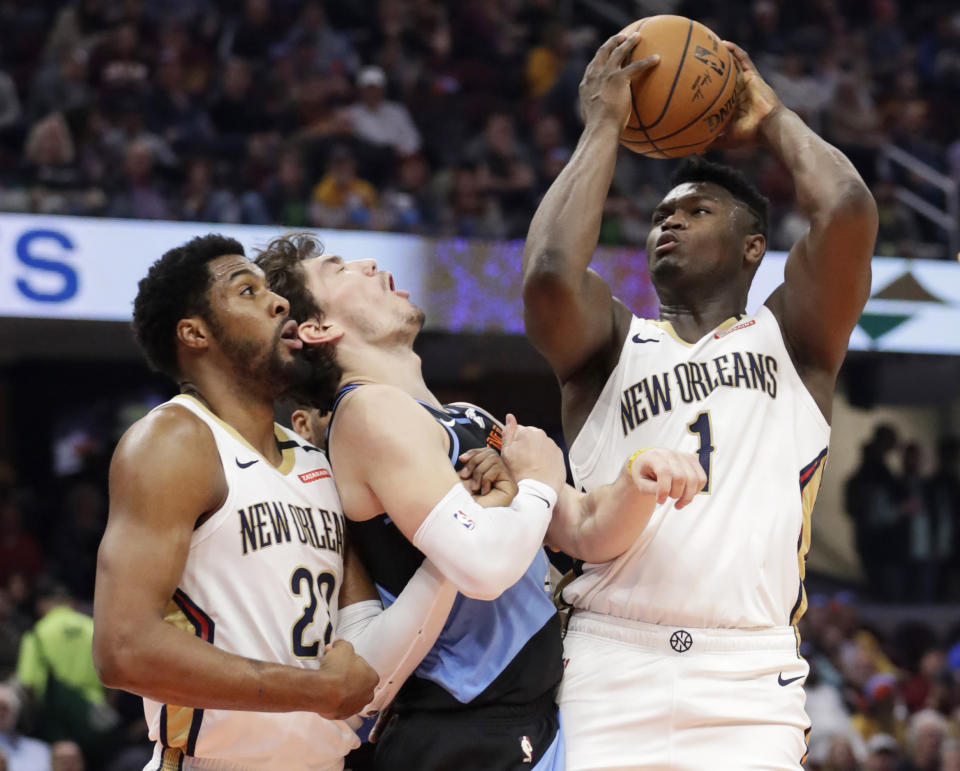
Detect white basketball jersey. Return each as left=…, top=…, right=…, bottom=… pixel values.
left=142, top=395, right=357, bottom=771
left=566, top=306, right=830, bottom=630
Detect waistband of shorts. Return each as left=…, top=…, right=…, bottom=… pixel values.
left=567, top=610, right=800, bottom=654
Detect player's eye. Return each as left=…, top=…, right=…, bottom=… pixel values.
left=241, top=285, right=255, bottom=295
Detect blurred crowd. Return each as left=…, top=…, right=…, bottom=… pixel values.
left=846, top=426, right=960, bottom=604
left=0, top=0, right=956, bottom=256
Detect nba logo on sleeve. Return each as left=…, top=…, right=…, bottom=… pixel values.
left=453, top=510, right=477, bottom=530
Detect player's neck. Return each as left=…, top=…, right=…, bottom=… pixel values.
left=658, top=293, right=747, bottom=343
left=180, top=378, right=283, bottom=464
left=340, top=343, right=440, bottom=407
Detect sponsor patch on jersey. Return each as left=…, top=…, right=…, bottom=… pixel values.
left=453, top=509, right=477, bottom=530
left=713, top=319, right=756, bottom=339
left=298, top=468, right=332, bottom=483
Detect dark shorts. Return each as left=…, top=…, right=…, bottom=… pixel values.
left=373, top=694, right=564, bottom=771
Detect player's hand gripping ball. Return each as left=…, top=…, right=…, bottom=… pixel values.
left=619, top=15, right=737, bottom=158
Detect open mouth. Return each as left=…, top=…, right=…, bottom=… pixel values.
left=279, top=319, right=303, bottom=349
left=385, top=272, right=410, bottom=299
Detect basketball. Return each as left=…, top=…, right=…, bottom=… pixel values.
left=619, top=15, right=738, bottom=158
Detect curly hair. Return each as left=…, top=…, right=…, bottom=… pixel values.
left=255, top=233, right=343, bottom=413
left=131, top=234, right=244, bottom=378
left=669, top=157, right=769, bottom=237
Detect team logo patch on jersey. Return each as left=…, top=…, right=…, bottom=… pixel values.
left=465, top=407, right=486, bottom=429
left=520, top=735, right=534, bottom=763
left=453, top=510, right=476, bottom=530
left=670, top=630, right=693, bottom=652
left=298, top=468, right=332, bottom=483
left=713, top=319, right=756, bottom=339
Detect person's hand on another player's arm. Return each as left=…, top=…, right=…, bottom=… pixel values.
left=458, top=445, right=518, bottom=507
left=314, top=640, right=379, bottom=719
left=499, top=413, right=566, bottom=496
left=331, top=387, right=560, bottom=601
left=546, top=448, right=706, bottom=564
left=93, top=406, right=372, bottom=716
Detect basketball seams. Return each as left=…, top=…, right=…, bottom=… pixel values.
left=622, top=40, right=735, bottom=145
left=620, top=16, right=736, bottom=157
left=641, top=19, right=694, bottom=131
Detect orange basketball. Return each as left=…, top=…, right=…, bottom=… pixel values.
left=619, top=15, right=738, bottom=158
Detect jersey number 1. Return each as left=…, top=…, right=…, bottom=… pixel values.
left=290, top=567, right=336, bottom=658
left=687, top=411, right=715, bottom=493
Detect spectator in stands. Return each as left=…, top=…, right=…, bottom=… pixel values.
left=846, top=424, right=908, bottom=600
left=864, top=732, right=902, bottom=771
left=436, top=162, right=507, bottom=239
left=311, top=145, right=379, bottom=229
left=50, top=740, right=84, bottom=771
left=470, top=112, right=536, bottom=236
left=927, top=436, right=960, bottom=598
left=903, top=708, right=949, bottom=770
left=16, top=578, right=119, bottom=765
left=287, top=1, right=359, bottom=77
left=824, top=66, right=883, bottom=186
left=347, top=65, right=422, bottom=158
left=27, top=47, right=90, bottom=122
left=0, top=683, right=50, bottom=771
left=107, top=139, right=170, bottom=220
left=263, top=148, right=312, bottom=227
left=943, top=738, right=960, bottom=771
left=822, top=734, right=860, bottom=771
left=851, top=672, right=908, bottom=746
left=0, top=500, right=44, bottom=590
left=178, top=157, right=240, bottom=223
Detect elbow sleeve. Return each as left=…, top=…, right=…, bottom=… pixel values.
left=412, top=480, right=556, bottom=600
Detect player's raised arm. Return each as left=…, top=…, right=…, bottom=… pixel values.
left=546, top=448, right=706, bottom=563
left=522, top=33, right=659, bottom=382
left=93, top=407, right=378, bottom=720
left=716, top=43, right=877, bottom=417
left=330, top=386, right=566, bottom=601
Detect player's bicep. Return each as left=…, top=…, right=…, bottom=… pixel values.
left=332, top=389, right=464, bottom=543
left=95, top=412, right=225, bottom=634
left=523, top=267, right=626, bottom=382
left=769, top=193, right=875, bottom=374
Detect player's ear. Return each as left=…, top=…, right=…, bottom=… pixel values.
left=290, top=409, right=312, bottom=443
left=177, top=316, right=211, bottom=351
left=298, top=318, right=343, bottom=346
left=743, top=233, right=765, bottom=270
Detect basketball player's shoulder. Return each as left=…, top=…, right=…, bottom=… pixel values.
left=109, top=402, right=225, bottom=518
left=119, top=400, right=217, bottom=463
left=331, top=384, right=440, bottom=448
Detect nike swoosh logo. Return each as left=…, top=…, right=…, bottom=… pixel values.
left=439, top=418, right=456, bottom=427
left=235, top=458, right=259, bottom=469
left=777, top=673, right=804, bottom=686
left=632, top=334, right=659, bottom=344
left=530, top=493, right=551, bottom=508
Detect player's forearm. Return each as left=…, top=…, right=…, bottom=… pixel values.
left=522, top=121, right=620, bottom=284
left=759, top=107, right=874, bottom=224
left=95, top=620, right=339, bottom=714
left=338, top=560, right=456, bottom=714
left=548, top=471, right=656, bottom=564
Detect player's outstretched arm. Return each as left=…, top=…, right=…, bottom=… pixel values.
left=714, top=43, right=878, bottom=418
left=330, top=388, right=566, bottom=601
left=336, top=542, right=456, bottom=716
left=92, top=406, right=378, bottom=720
left=522, top=32, right=659, bottom=383
left=546, top=449, right=706, bottom=563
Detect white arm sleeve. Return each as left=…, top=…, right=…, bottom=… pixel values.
left=335, top=559, right=456, bottom=716
left=412, top=479, right=557, bottom=601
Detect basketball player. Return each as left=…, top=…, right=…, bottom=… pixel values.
left=256, top=233, right=706, bottom=771
left=521, top=33, right=878, bottom=770
left=93, top=235, right=459, bottom=771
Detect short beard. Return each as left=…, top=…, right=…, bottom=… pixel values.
left=210, top=315, right=313, bottom=398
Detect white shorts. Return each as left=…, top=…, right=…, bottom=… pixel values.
left=558, top=611, right=810, bottom=771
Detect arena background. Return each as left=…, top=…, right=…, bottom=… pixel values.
left=0, top=1, right=958, bottom=769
